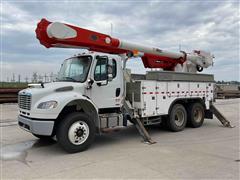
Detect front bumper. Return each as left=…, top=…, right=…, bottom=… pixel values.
left=18, top=115, right=54, bottom=136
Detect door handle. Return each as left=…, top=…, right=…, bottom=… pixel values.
left=116, top=88, right=121, bottom=97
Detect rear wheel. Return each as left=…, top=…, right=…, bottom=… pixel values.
left=187, top=102, right=205, bottom=128
left=167, top=104, right=187, bottom=132
left=56, top=112, right=95, bottom=153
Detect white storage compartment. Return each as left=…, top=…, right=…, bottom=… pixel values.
left=141, top=81, right=157, bottom=117
left=126, top=72, right=215, bottom=118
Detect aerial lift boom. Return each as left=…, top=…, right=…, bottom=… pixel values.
left=36, top=18, right=214, bottom=73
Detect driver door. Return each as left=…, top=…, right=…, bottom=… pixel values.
left=89, top=56, right=121, bottom=109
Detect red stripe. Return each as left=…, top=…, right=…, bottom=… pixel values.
left=150, top=92, right=153, bottom=94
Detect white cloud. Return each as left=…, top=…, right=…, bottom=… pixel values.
left=1, top=2, right=35, bottom=34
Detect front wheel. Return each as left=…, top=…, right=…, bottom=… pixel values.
left=56, top=112, right=95, bottom=153
left=167, top=104, right=187, bottom=132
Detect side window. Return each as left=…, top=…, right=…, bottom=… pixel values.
left=94, top=57, right=108, bottom=81
left=112, top=59, right=117, bottom=78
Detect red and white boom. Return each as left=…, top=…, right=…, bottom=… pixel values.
left=36, top=18, right=214, bottom=72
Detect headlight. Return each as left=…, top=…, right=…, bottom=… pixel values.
left=37, top=101, right=58, bottom=109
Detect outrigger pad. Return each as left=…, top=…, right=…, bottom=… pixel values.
left=133, top=118, right=156, bottom=144
left=210, top=104, right=235, bottom=128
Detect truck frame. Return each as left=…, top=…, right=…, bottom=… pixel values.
left=18, top=19, right=233, bottom=153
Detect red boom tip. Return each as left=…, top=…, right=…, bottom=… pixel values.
left=35, top=18, right=53, bottom=48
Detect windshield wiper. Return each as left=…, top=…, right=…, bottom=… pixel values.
left=61, top=77, right=78, bottom=82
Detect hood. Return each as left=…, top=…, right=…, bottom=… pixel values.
left=19, top=82, right=86, bottom=103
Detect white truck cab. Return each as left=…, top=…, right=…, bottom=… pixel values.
left=18, top=52, right=126, bottom=151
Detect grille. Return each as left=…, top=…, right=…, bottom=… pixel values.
left=18, top=94, right=31, bottom=110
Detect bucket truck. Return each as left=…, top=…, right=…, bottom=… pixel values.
left=18, top=19, right=233, bottom=153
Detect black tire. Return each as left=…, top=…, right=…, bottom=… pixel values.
left=159, top=116, right=169, bottom=130
left=56, top=112, right=95, bottom=153
left=187, top=102, right=205, bottom=128
left=167, top=104, right=187, bottom=132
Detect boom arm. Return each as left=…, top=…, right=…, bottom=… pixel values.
left=36, top=18, right=214, bottom=72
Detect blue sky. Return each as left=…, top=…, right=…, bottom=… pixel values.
left=1, top=0, right=239, bottom=81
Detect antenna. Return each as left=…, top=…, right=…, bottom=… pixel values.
left=110, top=23, right=113, bottom=36
left=179, top=44, right=182, bottom=51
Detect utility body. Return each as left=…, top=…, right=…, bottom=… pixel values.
left=18, top=19, right=231, bottom=153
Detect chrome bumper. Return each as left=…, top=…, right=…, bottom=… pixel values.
left=18, top=115, right=54, bottom=136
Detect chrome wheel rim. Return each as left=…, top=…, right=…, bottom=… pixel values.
left=174, top=110, right=185, bottom=126
left=68, top=121, right=89, bottom=145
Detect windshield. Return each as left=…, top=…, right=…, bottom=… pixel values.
left=57, top=56, right=92, bottom=82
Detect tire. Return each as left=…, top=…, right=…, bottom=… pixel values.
left=167, top=104, right=187, bottom=132
left=187, top=102, right=205, bottom=128
left=56, top=112, right=95, bottom=153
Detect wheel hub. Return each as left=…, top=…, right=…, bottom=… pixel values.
left=75, top=128, right=84, bottom=137
left=68, top=121, right=90, bottom=145
left=175, top=111, right=185, bottom=126
left=193, top=108, right=202, bottom=123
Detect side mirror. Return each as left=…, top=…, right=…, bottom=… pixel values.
left=86, top=78, right=94, bottom=89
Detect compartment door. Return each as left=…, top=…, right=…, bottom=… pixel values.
left=156, top=82, right=167, bottom=115
left=142, top=81, right=157, bottom=117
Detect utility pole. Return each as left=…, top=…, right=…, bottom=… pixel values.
left=38, top=74, right=43, bottom=82
left=50, top=72, right=54, bottom=82
left=25, top=76, right=28, bottom=83
left=32, top=72, right=38, bottom=83
left=44, top=73, right=47, bottom=82
left=179, top=44, right=182, bottom=51
left=12, top=73, right=15, bottom=82
left=18, top=74, right=21, bottom=82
